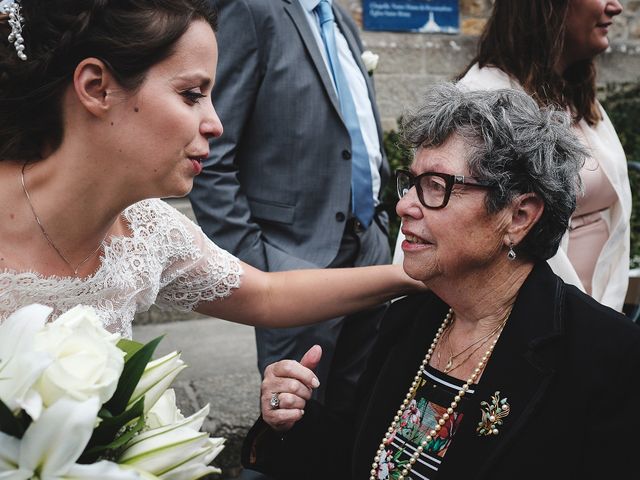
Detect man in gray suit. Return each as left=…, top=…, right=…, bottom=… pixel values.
left=189, top=0, right=390, bottom=412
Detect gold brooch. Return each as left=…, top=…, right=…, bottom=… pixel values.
left=477, top=391, right=510, bottom=436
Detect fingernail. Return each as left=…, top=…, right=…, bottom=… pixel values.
left=311, top=377, right=320, bottom=388
left=300, top=409, right=305, bottom=416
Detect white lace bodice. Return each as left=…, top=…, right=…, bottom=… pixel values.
left=0, top=199, right=242, bottom=338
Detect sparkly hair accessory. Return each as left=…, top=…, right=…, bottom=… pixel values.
left=0, top=0, right=27, bottom=60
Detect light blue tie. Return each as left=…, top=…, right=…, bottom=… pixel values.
left=315, top=0, right=374, bottom=228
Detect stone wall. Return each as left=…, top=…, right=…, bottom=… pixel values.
left=337, top=0, right=640, bottom=129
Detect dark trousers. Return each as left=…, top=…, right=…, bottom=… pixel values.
left=253, top=216, right=389, bottom=405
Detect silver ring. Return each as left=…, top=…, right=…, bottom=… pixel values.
left=269, top=392, right=280, bottom=410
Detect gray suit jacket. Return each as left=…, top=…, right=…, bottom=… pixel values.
left=190, top=0, right=390, bottom=272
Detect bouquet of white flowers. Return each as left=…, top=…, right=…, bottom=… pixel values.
left=0, top=304, right=225, bottom=480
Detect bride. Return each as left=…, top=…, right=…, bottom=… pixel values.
left=0, top=0, right=420, bottom=338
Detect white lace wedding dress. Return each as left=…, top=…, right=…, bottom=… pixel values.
left=0, top=199, right=243, bottom=338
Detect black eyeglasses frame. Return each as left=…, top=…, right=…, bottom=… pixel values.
left=396, top=168, right=496, bottom=209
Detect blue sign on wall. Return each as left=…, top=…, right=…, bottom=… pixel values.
left=363, top=0, right=460, bottom=34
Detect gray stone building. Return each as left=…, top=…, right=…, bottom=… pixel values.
left=340, top=0, right=640, bottom=128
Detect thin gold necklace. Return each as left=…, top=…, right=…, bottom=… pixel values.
left=443, top=326, right=502, bottom=374
left=440, top=314, right=508, bottom=373
left=370, top=308, right=507, bottom=480
left=21, top=162, right=106, bottom=276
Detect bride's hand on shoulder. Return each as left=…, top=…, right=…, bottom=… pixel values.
left=391, top=262, right=429, bottom=293
left=196, top=261, right=427, bottom=328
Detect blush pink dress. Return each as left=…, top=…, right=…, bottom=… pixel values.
left=567, top=154, right=618, bottom=295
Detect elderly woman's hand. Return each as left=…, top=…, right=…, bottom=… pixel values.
left=261, top=345, right=322, bottom=432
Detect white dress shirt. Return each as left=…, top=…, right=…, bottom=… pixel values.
left=298, top=0, right=382, bottom=205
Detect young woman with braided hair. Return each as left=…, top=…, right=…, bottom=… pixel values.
left=0, top=0, right=422, bottom=337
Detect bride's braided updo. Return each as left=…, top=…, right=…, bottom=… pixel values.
left=0, top=0, right=217, bottom=162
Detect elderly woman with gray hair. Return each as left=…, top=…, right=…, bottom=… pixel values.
left=241, top=84, right=640, bottom=479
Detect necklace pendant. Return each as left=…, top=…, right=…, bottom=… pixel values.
left=444, top=357, right=453, bottom=373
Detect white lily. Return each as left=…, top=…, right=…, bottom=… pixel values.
left=0, top=396, right=140, bottom=480
left=145, top=390, right=185, bottom=430
left=128, top=351, right=186, bottom=414
left=119, top=404, right=224, bottom=479
left=0, top=304, right=53, bottom=419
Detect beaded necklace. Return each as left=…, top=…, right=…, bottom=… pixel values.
left=370, top=308, right=506, bottom=480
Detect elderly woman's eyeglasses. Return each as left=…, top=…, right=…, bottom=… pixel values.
left=396, top=169, right=496, bottom=209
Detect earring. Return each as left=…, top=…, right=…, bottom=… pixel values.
left=507, top=243, right=516, bottom=261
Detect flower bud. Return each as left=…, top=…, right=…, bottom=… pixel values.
left=128, top=351, right=186, bottom=413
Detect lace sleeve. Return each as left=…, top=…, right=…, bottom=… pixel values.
left=150, top=200, right=243, bottom=312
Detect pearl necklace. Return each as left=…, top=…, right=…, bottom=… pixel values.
left=370, top=308, right=505, bottom=480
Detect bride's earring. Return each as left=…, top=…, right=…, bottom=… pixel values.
left=507, top=242, right=516, bottom=261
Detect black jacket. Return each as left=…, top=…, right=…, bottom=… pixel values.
left=242, top=263, right=640, bottom=479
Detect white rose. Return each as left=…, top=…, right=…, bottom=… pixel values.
left=33, top=305, right=125, bottom=408
left=361, top=50, right=379, bottom=74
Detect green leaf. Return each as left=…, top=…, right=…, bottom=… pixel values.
left=80, top=397, right=145, bottom=463
left=104, top=411, right=146, bottom=450
left=0, top=398, right=24, bottom=438
left=117, top=338, right=145, bottom=363
left=104, top=336, right=163, bottom=416
left=98, top=408, right=114, bottom=419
